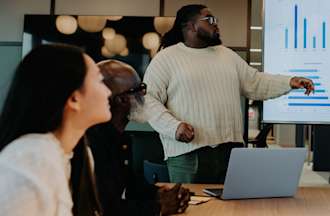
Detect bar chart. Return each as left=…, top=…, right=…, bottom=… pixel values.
left=284, top=4, right=326, bottom=49
left=263, top=0, right=330, bottom=124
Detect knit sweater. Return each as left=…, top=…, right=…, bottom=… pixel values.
left=0, top=133, right=73, bottom=216
left=143, top=42, right=292, bottom=159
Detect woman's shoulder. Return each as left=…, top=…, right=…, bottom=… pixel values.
left=0, top=133, right=63, bottom=170
left=0, top=133, right=73, bottom=216
left=0, top=133, right=69, bottom=192
left=10, top=133, right=57, bottom=145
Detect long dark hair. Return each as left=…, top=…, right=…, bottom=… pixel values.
left=71, top=137, right=103, bottom=216
left=0, top=43, right=86, bottom=150
left=160, top=4, right=207, bottom=49
left=0, top=43, right=103, bottom=215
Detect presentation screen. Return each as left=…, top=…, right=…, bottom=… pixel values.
left=263, top=0, right=330, bottom=124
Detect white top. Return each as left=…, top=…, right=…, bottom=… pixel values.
left=0, top=133, right=73, bottom=216
left=143, top=43, right=292, bottom=159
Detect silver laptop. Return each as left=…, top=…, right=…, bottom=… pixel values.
left=203, top=148, right=307, bottom=200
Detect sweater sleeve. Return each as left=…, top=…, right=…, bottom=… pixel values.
left=143, top=54, right=181, bottom=139
left=232, top=51, right=292, bottom=100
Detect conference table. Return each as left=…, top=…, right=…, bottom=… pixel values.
left=173, top=184, right=330, bottom=216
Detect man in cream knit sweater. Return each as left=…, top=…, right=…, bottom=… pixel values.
left=143, top=4, right=314, bottom=183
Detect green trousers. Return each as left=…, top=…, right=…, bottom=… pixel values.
left=166, top=142, right=243, bottom=184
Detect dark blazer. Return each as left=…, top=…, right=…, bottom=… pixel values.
left=86, top=123, right=160, bottom=216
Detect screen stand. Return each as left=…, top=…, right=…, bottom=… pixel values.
left=304, top=125, right=312, bottom=165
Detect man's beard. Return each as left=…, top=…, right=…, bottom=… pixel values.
left=197, top=29, right=222, bottom=46
left=127, top=95, right=146, bottom=123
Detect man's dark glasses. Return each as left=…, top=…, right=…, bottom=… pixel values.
left=121, top=82, right=147, bottom=95
left=199, top=16, right=218, bottom=25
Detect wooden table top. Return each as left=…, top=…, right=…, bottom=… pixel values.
left=172, top=184, right=330, bottom=216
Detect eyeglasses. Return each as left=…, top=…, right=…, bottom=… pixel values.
left=121, top=82, right=147, bottom=95
left=199, top=16, right=218, bottom=25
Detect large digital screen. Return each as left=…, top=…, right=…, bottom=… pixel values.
left=263, top=0, right=330, bottom=124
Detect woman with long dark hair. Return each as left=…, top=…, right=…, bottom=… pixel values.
left=0, top=44, right=111, bottom=216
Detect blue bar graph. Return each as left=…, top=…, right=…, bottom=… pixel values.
left=264, top=1, right=330, bottom=123
left=294, top=5, right=298, bottom=48
left=305, top=76, right=320, bottom=79
left=304, top=18, right=307, bottom=48
left=289, top=69, right=318, bottom=72
left=292, top=89, right=325, bottom=93
left=323, top=22, right=326, bottom=48
left=285, top=28, right=289, bottom=49
left=285, top=4, right=327, bottom=49
left=289, top=103, right=330, bottom=107
left=288, top=96, right=328, bottom=99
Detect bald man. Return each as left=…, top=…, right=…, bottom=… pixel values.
left=86, top=60, right=190, bottom=216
